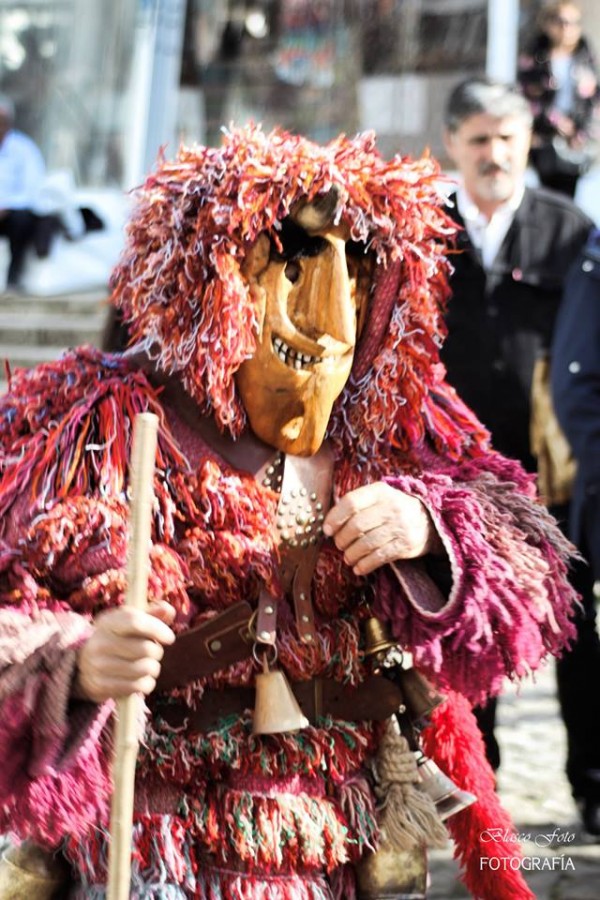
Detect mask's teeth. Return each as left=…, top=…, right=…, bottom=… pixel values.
left=272, top=335, right=320, bottom=369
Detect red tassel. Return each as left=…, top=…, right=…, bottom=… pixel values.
left=422, top=692, right=535, bottom=900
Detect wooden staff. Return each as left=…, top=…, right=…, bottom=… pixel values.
left=107, top=412, right=159, bottom=900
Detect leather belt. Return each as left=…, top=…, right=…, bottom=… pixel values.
left=152, top=674, right=403, bottom=733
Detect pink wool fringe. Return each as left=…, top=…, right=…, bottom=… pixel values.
left=0, top=691, right=112, bottom=845
left=375, top=454, right=577, bottom=704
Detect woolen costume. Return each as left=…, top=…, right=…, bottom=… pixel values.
left=0, top=126, right=578, bottom=899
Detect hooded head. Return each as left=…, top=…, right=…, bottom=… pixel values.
left=111, top=125, right=483, bottom=466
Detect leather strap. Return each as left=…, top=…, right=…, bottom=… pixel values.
left=155, top=601, right=254, bottom=692
left=256, top=588, right=278, bottom=646
left=276, top=443, right=335, bottom=643
left=152, top=674, right=404, bottom=732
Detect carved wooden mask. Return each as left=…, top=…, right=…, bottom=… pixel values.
left=236, top=192, right=372, bottom=456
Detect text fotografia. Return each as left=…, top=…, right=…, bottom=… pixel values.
left=480, top=856, right=575, bottom=872
left=481, top=827, right=576, bottom=847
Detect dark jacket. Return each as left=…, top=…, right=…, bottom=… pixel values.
left=441, top=187, right=592, bottom=470
left=552, top=229, right=600, bottom=571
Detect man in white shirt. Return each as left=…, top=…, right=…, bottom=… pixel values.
left=439, top=76, right=600, bottom=837
left=0, top=95, right=45, bottom=290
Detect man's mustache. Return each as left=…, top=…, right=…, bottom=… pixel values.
left=479, top=161, right=512, bottom=176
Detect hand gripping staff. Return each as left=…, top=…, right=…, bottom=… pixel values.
left=107, top=412, right=159, bottom=900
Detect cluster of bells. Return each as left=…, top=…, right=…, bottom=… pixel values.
left=252, top=616, right=476, bottom=822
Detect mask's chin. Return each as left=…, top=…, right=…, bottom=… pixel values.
left=260, top=408, right=325, bottom=457
left=237, top=341, right=353, bottom=457
left=239, top=379, right=332, bottom=457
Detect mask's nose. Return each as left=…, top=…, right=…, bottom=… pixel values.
left=287, top=232, right=356, bottom=347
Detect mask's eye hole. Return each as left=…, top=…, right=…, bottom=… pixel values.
left=346, top=239, right=368, bottom=260
left=271, top=217, right=327, bottom=262
left=284, top=260, right=301, bottom=283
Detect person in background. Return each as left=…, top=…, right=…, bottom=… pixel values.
left=552, top=233, right=600, bottom=830
left=440, top=76, right=600, bottom=837
left=518, top=0, right=600, bottom=197
left=0, top=94, right=45, bottom=291
left=553, top=230, right=600, bottom=580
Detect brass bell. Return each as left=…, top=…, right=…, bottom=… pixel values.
left=416, top=755, right=477, bottom=822
left=252, top=656, right=310, bottom=735
left=363, top=617, right=397, bottom=660
left=0, top=841, right=69, bottom=899
left=398, top=667, right=445, bottom=726
left=356, top=844, right=428, bottom=899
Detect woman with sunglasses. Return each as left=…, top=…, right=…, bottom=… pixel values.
left=518, top=1, right=600, bottom=197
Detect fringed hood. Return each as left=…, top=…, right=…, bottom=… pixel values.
left=110, top=124, right=489, bottom=470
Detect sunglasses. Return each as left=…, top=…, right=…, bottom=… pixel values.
left=550, top=15, right=581, bottom=27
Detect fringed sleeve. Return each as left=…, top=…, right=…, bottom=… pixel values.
left=374, top=452, right=578, bottom=704
left=0, top=606, right=113, bottom=846
left=0, top=350, right=198, bottom=847
left=0, top=509, right=190, bottom=847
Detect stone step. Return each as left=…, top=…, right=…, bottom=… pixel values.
left=0, top=289, right=109, bottom=316
left=0, top=311, right=108, bottom=346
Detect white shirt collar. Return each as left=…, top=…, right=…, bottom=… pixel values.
left=455, top=183, right=525, bottom=223
left=455, top=183, right=525, bottom=269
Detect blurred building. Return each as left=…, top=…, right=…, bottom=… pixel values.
left=0, top=0, right=598, bottom=189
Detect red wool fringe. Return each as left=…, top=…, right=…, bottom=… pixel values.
left=423, top=693, right=535, bottom=900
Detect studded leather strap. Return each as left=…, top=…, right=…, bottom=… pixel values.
left=274, top=443, right=335, bottom=643
left=256, top=588, right=278, bottom=646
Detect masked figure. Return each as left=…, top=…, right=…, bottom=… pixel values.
left=0, top=126, right=576, bottom=900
